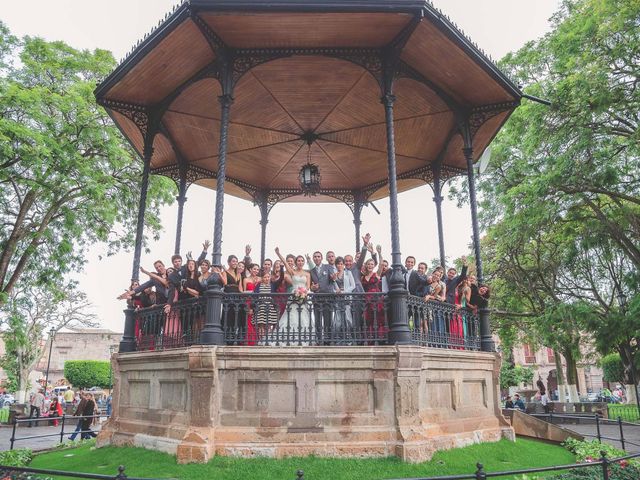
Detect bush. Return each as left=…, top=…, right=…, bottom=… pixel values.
left=600, top=354, right=625, bottom=384
left=548, top=462, right=640, bottom=479
left=562, top=438, right=626, bottom=462
left=608, top=404, right=640, bottom=422
left=64, top=360, right=110, bottom=389
left=500, top=363, right=535, bottom=389
left=0, top=448, right=33, bottom=466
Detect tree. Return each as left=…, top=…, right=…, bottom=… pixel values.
left=500, top=363, right=535, bottom=390
left=450, top=0, right=639, bottom=398
left=0, top=278, right=97, bottom=401
left=0, top=22, right=174, bottom=306
left=64, top=360, right=111, bottom=390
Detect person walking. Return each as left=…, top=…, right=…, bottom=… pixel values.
left=68, top=391, right=87, bottom=441
left=28, top=389, right=45, bottom=427
left=81, top=393, right=98, bottom=439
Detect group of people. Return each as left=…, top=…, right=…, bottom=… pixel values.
left=27, top=388, right=99, bottom=437
left=117, top=232, right=491, bottom=346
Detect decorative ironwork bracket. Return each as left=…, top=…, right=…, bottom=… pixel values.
left=98, top=98, right=151, bottom=138
left=464, top=100, right=521, bottom=140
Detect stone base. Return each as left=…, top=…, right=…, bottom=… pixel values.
left=98, top=346, right=512, bottom=463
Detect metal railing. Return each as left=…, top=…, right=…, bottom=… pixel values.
left=9, top=414, right=108, bottom=450
left=0, top=465, right=153, bottom=480
left=531, top=412, right=640, bottom=451
left=2, top=451, right=639, bottom=480
left=131, top=294, right=480, bottom=351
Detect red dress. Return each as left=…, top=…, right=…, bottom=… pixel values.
left=361, top=273, right=387, bottom=341
left=450, top=291, right=464, bottom=349
left=244, top=281, right=258, bottom=345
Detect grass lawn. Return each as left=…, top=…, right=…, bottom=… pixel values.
left=30, top=438, right=576, bottom=480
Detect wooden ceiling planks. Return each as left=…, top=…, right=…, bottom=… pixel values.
left=167, top=78, right=222, bottom=120
left=150, top=133, right=177, bottom=169
left=233, top=72, right=304, bottom=134
left=200, top=12, right=412, bottom=48
left=250, top=56, right=367, bottom=132
left=97, top=6, right=520, bottom=204
left=107, top=19, right=215, bottom=105
left=401, top=22, right=514, bottom=106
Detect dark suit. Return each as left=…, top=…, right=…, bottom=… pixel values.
left=445, top=264, right=468, bottom=304
left=408, top=270, right=420, bottom=296
left=312, top=264, right=336, bottom=343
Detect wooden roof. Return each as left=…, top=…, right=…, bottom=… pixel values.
left=96, top=0, right=521, bottom=204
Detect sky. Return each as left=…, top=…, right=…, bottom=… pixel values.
left=1, top=0, right=560, bottom=332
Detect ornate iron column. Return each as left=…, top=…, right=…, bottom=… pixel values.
left=382, top=86, right=410, bottom=345
left=461, top=120, right=494, bottom=352
left=201, top=59, right=234, bottom=346
left=353, top=194, right=364, bottom=252
left=432, top=164, right=446, bottom=267
left=256, top=191, right=269, bottom=266
left=174, top=167, right=188, bottom=255
left=122, top=130, right=155, bottom=353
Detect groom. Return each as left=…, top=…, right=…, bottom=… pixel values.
left=308, top=251, right=337, bottom=344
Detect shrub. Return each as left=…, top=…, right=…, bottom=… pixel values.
left=548, top=462, right=640, bottom=479
left=562, top=438, right=625, bottom=462
left=0, top=448, right=33, bottom=466
left=64, top=360, right=110, bottom=389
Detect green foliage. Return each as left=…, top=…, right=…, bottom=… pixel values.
left=0, top=448, right=33, bottom=467
left=608, top=404, right=640, bottom=422
left=64, top=360, right=110, bottom=389
left=500, top=363, right=535, bottom=389
left=562, top=438, right=626, bottom=463
left=458, top=0, right=640, bottom=385
left=0, top=21, right=174, bottom=307
left=548, top=463, right=640, bottom=480
left=30, top=439, right=575, bottom=480
left=600, top=354, right=624, bottom=383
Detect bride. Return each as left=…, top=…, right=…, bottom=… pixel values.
left=275, top=247, right=312, bottom=344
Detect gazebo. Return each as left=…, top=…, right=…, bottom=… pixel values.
left=96, top=0, right=521, bottom=463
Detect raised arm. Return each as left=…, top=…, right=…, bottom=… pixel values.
left=375, top=245, right=384, bottom=276
left=275, top=247, right=295, bottom=277
left=141, top=268, right=169, bottom=288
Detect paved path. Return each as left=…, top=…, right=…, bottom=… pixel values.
left=0, top=420, right=103, bottom=452
left=556, top=421, right=640, bottom=453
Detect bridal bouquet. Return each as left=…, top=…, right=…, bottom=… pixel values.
left=293, top=286, right=309, bottom=304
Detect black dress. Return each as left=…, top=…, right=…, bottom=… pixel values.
left=224, top=271, right=245, bottom=343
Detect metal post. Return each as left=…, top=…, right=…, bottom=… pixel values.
left=201, top=91, right=234, bottom=346
left=432, top=164, right=446, bottom=267
left=130, top=140, right=153, bottom=282
left=119, top=308, right=136, bottom=353
left=381, top=90, right=410, bottom=345
left=60, top=415, right=66, bottom=444
left=474, top=462, right=486, bottom=480
left=259, top=200, right=269, bottom=267
left=353, top=199, right=363, bottom=253
left=600, top=451, right=609, bottom=480
left=596, top=414, right=602, bottom=442
left=44, top=327, right=55, bottom=394
left=10, top=418, right=16, bottom=450
left=461, top=122, right=494, bottom=352
left=618, top=416, right=626, bottom=451
left=174, top=171, right=188, bottom=255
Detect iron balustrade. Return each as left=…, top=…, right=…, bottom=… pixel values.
left=407, top=297, right=480, bottom=351
left=131, top=293, right=479, bottom=351
left=9, top=414, right=108, bottom=450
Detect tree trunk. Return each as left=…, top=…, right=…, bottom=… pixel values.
left=564, top=349, right=580, bottom=402
left=554, top=350, right=568, bottom=402
left=624, top=384, right=637, bottom=405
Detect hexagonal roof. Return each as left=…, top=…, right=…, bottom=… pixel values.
left=95, top=0, right=521, bottom=203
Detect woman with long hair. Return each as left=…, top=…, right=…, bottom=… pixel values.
left=243, top=264, right=261, bottom=345
left=224, top=255, right=244, bottom=343
left=276, top=248, right=311, bottom=343
left=361, top=246, right=386, bottom=343
left=80, top=393, right=97, bottom=439
left=48, top=396, right=63, bottom=426
left=332, top=256, right=355, bottom=342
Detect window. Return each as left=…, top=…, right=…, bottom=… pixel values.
left=547, top=348, right=555, bottom=364
left=523, top=344, right=536, bottom=364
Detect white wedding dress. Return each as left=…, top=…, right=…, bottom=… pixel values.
left=278, top=274, right=312, bottom=343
